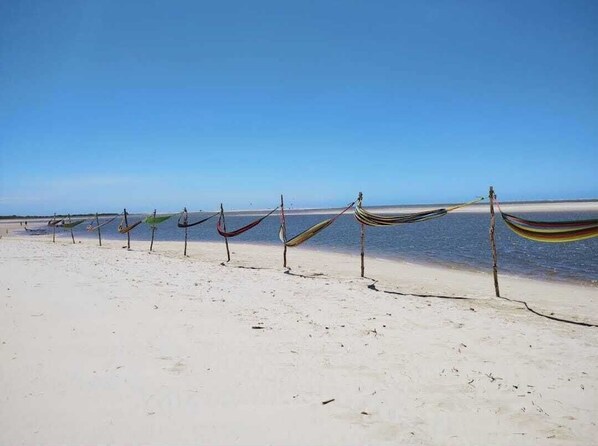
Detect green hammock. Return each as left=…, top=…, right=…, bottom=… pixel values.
left=58, top=219, right=86, bottom=229
left=144, top=215, right=173, bottom=226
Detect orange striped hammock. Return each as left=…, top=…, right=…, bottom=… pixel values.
left=118, top=215, right=143, bottom=234
left=501, top=212, right=598, bottom=243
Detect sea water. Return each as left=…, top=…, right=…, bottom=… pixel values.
left=41, top=210, right=597, bottom=285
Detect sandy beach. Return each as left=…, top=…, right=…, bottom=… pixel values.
left=1, top=234, right=597, bottom=445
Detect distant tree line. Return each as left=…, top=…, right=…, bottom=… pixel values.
left=0, top=213, right=118, bottom=220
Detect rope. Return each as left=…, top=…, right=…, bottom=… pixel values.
left=496, top=295, right=598, bottom=328
left=367, top=281, right=597, bottom=328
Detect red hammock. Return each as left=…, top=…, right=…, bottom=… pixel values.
left=217, top=207, right=278, bottom=238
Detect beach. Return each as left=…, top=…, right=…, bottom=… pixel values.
left=1, top=235, right=597, bottom=445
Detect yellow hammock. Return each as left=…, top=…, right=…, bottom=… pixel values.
left=280, top=202, right=355, bottom=247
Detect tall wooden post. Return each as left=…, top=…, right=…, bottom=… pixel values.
left=96, top=213, right=102, bottom=246
left=124, top=208, right=131, bottom=250
left=183, top=207, right=189, bottom=256
left=220, top=203, right=231, bottom=262
left=52, top=212, right=56, bottom=243
left=149, top=209, right=157, bottom=252
left=358, top=192, right=365, bottom=277
left=280, top=194, right=287, bottom=268
left=68, top=214, right=75, bottom=244
left=489, top=186, right=500, bottom=297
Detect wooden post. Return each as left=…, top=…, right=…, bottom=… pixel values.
left=149, top=209, right=157, bottom=252
left=96, top=213, right=102, bottom=247
left=124, top=208, right=131, bottom=250
left=183, top=207, right=189, bottom=256
left=358, top=192, right=365, bottom=277
left=68, top=214, right=75, bottom=244
left=220, top=203, right=231, bottom=262
left=489, top=186, right=500, bottom=297
left=281, top=194, right=287, bottom=268
left=52, top=213, right=56, bottom=243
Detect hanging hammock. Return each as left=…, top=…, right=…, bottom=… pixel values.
left=86, top=215, right=119, bottom=231
left=47, top=218, right=63, bottom=226
left=355, top=196, right=484, bottom=227
left=217, top=207, right=279, bottom=238
left=57, top=219, right=86, bottom=229
left=177, top=211, right=219, bottom=228
left=279, top=202, right=355, bottom=247
left=25, top=227, right=48, bottom=235
left=500, top=211, right=598, bottom=243
left=144, top=214, right=173, bottom=227
left=118, top=215, right=143, bottom=234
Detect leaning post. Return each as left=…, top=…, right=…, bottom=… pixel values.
left=124, top=208, right=131, bottom=250
left=68, top=214, right=75, bottom=244
left=183, top=207, right=189, bottom=256
left=149, top=209, right=157, bottom=252
left=358, top=192, right=365, bottom=278
left=220, top=203, right=231, bottom=262
left=489, top=186, right=500, bottom=297
left=96, top=213, right=102, bottom=246
left=52, top=213, right=57, bottom=243
left=280, top=194, right=287, bottom=268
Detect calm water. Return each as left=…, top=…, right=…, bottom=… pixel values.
left=40, top=211, right=597, bottom=285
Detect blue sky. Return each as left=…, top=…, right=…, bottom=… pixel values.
left=1, top=0, right=596, bottom=214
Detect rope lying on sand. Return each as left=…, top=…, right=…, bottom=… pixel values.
left=367, top=281, right=597, bottom=327
left=495, top=294, right=598, bottom=328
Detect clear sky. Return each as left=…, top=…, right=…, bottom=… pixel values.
left=1, top=0, right=597, bottom=214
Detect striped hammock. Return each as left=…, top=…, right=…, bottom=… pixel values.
left=57, top=219, right=86, bottom=229
left=144, top=214, right=173, bottom=226
left=355, top=197, right=484, bottom=227
left=279, top=202, right=355, bottom=247
left=217, top=207, right=278, bottom=238
left=501, top=212, right=598, bottom=243
left=178, top=211, right=219, bottom=228
left=87, top=215, right=118, bottom=231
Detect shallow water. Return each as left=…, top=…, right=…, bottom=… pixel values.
left=37, top=210, right=597, bottom=285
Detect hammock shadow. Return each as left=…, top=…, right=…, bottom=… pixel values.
left=219, top=263, right=272, bottom=271
left=283, top=269, right=326, bottom=279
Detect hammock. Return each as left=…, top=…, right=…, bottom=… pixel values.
left=144, top=214, right=173, bottom=226
left=355, top=197, right=484, bottom=227
left=279, top=202, right=355, bottom=247
left=57, top=219, right=86, bottom=229
left=217, top=207, right=278, bottom=238
left=177, top=212, right=219, bottom=228
left=500, top=212, right=598, bottom=243
left=86, top=215, right=119, bottom=231
left=118, top=216, right=143, bottom=234
left=47, top=218, right=63, bottom=226
left=25, top=227, right=48, bottom=235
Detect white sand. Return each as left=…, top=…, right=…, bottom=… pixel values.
left=1, top=236, right=597, bottom=445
